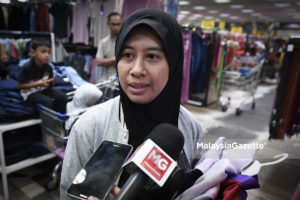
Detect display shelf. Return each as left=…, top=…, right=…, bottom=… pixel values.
left=0, top=119, right=55, bottom=200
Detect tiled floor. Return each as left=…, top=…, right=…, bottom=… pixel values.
left=0, top=83, right=299, bottom=199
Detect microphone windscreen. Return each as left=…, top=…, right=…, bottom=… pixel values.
left=146, top=123, right=184, bottom=160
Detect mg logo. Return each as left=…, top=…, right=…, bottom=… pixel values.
left=141, top=146, right=172, bottom=180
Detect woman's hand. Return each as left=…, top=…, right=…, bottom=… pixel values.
left=87, top=185, right=121, bottom=200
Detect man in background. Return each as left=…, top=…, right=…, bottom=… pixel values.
left=96, top=12, right=122, bottom=82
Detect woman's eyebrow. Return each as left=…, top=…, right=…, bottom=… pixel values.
left=147, top=47, right=163, bottom=52
left=122, top=44, right=133, bottom=50
left=122, top=44, right=163, bottom=52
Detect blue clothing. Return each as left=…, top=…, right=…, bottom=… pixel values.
left=0, top=78, right=18, bottom=90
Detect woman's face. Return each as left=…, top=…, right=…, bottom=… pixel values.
left=117, top=28, right=169, bottom=104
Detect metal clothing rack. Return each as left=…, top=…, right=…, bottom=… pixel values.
left=0, top=30, right=56, bottom=62
left=0, top=30, right=57, bottom=200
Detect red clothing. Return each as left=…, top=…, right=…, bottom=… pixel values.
left=217, top=179, right=247, bottom=200
left=35, top=3, right=50, bottom=32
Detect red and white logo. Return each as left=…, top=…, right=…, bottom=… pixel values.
left=141, top=146, right=172, bottom=180
left=122, top=139, right=177, bottom=186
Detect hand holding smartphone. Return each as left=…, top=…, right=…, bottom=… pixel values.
left=67, top=141, right=133, bottom=200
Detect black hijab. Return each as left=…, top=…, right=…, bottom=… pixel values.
left=115, top=8, right=183, bottom=149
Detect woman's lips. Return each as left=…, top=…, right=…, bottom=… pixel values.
left=128, top=82, right=150, bottom=94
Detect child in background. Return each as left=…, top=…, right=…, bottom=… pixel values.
left=17, top=40, right=67, bottom=113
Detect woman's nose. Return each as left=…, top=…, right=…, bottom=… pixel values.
left=130, top=56, right=145, bottom=77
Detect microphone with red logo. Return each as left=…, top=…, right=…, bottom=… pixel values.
left=115, top=123, right=185, bottom=200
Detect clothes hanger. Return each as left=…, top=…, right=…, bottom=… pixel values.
left=241, top=153, right=288, bottom=176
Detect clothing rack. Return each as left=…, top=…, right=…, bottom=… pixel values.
left=0, top=30, right=56, bottom=62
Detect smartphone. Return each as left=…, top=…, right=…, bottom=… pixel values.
left=66, top=141, right=133, bottom=200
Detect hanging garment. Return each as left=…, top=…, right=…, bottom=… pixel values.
left=50, top=2, right=73, bottom=38
left=269, top=47, right=293, bottom=138
left=181, top=32, right=192, bottom=105
left=35, top=3, right=50, bottom=32
left=7, top=5, right=19, bottom=30
left=0, top=5, right=7, bottom=29
left=190, top=32, right=207, bottom=94
left=71, top=0, right=91, bottom=45
left=29, top=5, right=36, bottom=32
left=121, top=0, right=164, bottom=20
left=89, top=0, right=116, bottom=47
left=17, top=5, right=31, bottom=31
left=276, top=41, right=300, bottom=138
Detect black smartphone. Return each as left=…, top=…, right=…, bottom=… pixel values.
left=66, top=140, right=133, bottom=200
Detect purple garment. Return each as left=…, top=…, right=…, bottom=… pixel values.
left=121, top=0, right=164, bottom=20
left=292, top=182, right=300, bottom=200
left=227, top=174, right=260, bottom=190
left=181, top=32, right=192, bottom=105
left=71, top=0, right=91, bottom=45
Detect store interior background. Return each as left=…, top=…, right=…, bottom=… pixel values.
left=0, top=0, right=300, bottom=199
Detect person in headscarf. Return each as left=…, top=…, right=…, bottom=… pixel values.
left=60, top=8, right=204, bottom=200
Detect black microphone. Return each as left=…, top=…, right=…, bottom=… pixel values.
left=115, top=123, right=184, bottom=200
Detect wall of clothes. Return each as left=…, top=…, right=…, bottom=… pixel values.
left=181, top=28, right=249, bottom=106
left=0, top=0, right=168, bottom=46
left=269, top=37, right=300, bottom=139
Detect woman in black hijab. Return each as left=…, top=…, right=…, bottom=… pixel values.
left=60, top=8, right=204, bottom=200
left=116, top=8, right=184, bottom=149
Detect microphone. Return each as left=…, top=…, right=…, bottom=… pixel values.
left=115, top=123, right=184, bottom=200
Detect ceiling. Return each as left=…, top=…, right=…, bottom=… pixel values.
left=177, top=0, right=300, bottom=24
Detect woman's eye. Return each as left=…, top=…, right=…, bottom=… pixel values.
left=147, top=54, right=159, bottom=60
left=123, top=52, right=133, bottom=58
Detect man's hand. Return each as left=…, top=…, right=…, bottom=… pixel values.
left=87, top=185, right=121, bottom=200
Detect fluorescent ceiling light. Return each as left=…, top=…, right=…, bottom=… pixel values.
left=242, top=9, right=254, bottom=13
left=177, top=15, right=186, bottom=20
left=179, top=11, right=191, bottom=15
left=193, top=14, right=203, bottom=17
left=194, top=6, right=206, bottom=10
left=0, top=0, right=10, bottom=3
left=220, top=13, right=230, bottom=17
left=209, top=10, right=219, bottom=14
left=230, top=5, right=244, bottom=9
left=274, top=3, right=290, bottom=8
left=214, top=0, right=231, bottom=3
left=252, top=13, right=262, bottom=16
left=18, top=0, right=28, bottom=1
left=179, top=1, right=190, bottom=6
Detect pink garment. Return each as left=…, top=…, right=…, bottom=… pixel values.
left=181, top=32, right=192, bottom=105
left=121, top=0, right=164, bottom=20
left=9, top=42, right=18, bottom=59
left=71, top=0, right=91, bottom=45
left=89, top=59, right=97, bottom=83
